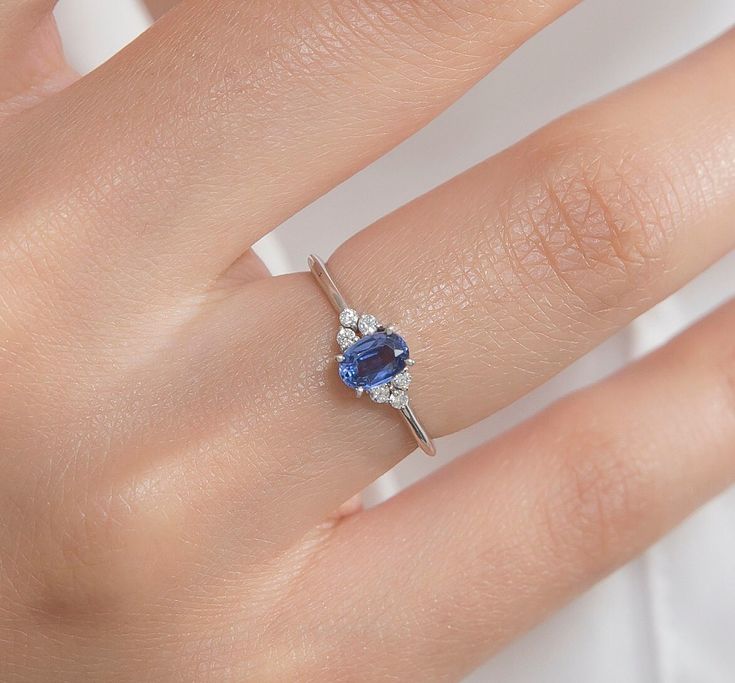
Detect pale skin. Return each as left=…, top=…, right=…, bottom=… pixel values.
left=1, top=0, right=735, bottom=680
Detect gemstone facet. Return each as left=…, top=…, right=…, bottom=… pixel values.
left=368, top=384, right=391, bottom=404
left=337, top=327, right=359, bottom=350
left=338, top=332, right=409, bottom=389
left=389, top=390, right=409, bottom=409
left=391, top=369, right=412, bottom=390
left=339, top=308, right=359, bottom=329
left=358, top=314, right=379, bottom=336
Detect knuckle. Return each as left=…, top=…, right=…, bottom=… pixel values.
left=537, top=393, right=656, bottom=575
left=18, top=479, right=169, bottom=622
left=505, top=131, right=680, bottom=312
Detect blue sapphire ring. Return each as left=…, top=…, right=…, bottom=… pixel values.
left=308, top=255, right=436, bottom=456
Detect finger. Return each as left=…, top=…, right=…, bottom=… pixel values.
left=172, top=26, right=735, bottom=541
left=0, top=1, right=74, bottom=114
left=2, top=0, right=580, bottom=300
left=292, top=296, right=735, bottom=682
left=330, top=26, right=735, bottom=436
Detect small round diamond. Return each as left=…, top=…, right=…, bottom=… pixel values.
left=358, top=313, right=379, bottom=335
left=337, top=327, right=359, bottom=350
left=339, top=308, right=359, bottom=329
left=389, top=390, right=409, bottom=409
left=369, top=384, right=391, bottom=404
left=392, top=370, right=412, bottom=390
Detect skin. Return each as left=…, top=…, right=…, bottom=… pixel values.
left=0, top=0, right=734, bottom=680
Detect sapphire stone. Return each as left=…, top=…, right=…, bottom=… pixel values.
left=338, top=332, right=409, bottom=389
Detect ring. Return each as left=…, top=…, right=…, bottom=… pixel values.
left=308, top=255, right=436, bottom=457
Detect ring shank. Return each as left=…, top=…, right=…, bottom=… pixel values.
left=308, top=254, right=436, bottom=457
left=400, top=405, right=437, bottom=457
left=307, top=254, right=352, bottom=314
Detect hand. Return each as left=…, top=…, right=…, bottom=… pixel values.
left=1, top=2, right=734, bottom=681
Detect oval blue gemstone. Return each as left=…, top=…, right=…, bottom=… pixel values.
left=338, top=331, right=409, bottom=389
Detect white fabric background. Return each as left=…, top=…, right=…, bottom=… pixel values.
left=55, top=1, right=735, bottom=681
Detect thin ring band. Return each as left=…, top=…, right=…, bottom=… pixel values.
left=308, top=255, right=436, bottom=457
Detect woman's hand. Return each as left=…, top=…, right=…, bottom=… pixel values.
left=1, top=1, right=735, bottom=680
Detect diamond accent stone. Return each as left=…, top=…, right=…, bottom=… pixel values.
left=369, top=384, right=391, bottom=404
left=337, top=327, right=359, bottom=350
left=339, top=308, right=359, bottom=329
left=358, top=313, right=379, bottom=335
left=392, top=370, right=412, bottom=390
left=389, top=390, right=409, bottom=409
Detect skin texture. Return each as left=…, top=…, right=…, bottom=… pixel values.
left=0, top=0, right=73, bottom=109
left=0, top=1, right=734, bottom=680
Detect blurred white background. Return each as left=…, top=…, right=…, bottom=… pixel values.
left=55, top=1, right=735, bottom=681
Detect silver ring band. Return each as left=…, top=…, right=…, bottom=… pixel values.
left=308, top=255, right=436, bottom=457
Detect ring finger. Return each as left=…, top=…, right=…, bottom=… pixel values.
left=175, top=26, right=735, bottom=550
